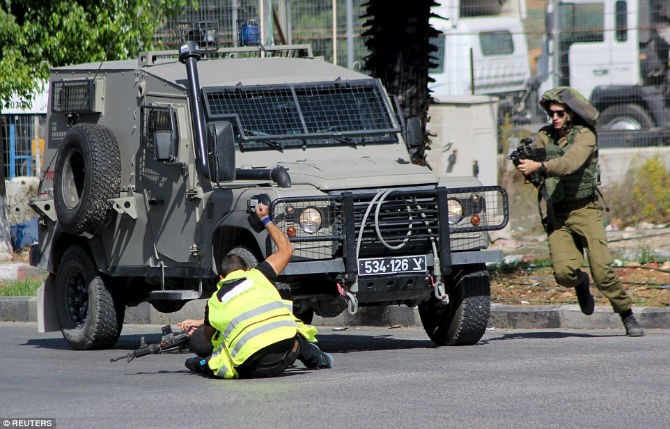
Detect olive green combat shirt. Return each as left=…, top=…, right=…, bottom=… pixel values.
left=534, top=126, right=596, bottom=177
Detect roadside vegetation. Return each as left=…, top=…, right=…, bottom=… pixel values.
left=0, top=278, right=41, bottom=296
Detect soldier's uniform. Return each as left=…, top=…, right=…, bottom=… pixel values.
left=529, top=87, right=643, bottom=336
left=535, top=124, right=632, bottom=313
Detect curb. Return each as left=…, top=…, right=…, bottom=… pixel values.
left=1, top=297, right=668, bottom=330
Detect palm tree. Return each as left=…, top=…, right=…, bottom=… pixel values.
left=361, top=0, right=439, bottom=165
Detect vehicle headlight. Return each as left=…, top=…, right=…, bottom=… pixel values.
left=299, top=207, right=322, bottom=234
left=447, top=199, right=463, bottom=225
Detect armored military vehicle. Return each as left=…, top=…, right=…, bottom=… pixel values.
left=30, top=42, right=508, bottom=350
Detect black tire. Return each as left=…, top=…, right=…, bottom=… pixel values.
left=598, top=104, right=654, bottom=131
left=56, top=245, right=124, bottom=350
left=54, top=123, right=121, bottom=235
left=227, top=246, right=259, bottom=269
left=419, top=265, right=490, bottom=346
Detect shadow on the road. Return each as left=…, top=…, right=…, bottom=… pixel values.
left=484, top=331, right=614, bottom=343
left=24, top=331, right=435, bottom=354
left=23, top=337, right=71, bottom=350
left=316, top=332, right=434, bottom=353
left=24, top=333, right=167, bottom=351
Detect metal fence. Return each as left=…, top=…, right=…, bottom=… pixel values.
left=154, top=0, right=369, bottom=67
left=0, top=114, right=46, bottom=180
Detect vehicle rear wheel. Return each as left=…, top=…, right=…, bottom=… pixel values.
left=418, top=265, right=490, bottom=346
left=598, top=104, right=654, bottom=131
left=54, top=123, right=121, bottom=235
left=56, top=245, right=124, bottom=350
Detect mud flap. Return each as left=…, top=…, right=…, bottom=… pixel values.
left=37, top=276, right=60, bottom=333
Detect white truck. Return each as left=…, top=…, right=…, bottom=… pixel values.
left=428, top=0, right=532, bottom=122
left=535, top=0, right=670, bottom=142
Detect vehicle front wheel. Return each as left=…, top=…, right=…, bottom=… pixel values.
left=418, top=265, right=490, bottom=346
left=55, top=245, right=124, bottom=350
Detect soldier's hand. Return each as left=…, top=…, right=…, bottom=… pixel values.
left=517, top=159, right=541, bottom=175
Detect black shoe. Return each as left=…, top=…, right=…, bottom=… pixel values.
left=622, top=314, right=644, bottom=337
left=317, top=352, right=333, bottom=369
left=575, top=272, right=594, bottom=315
left=185, top=356, right=208, bottom=373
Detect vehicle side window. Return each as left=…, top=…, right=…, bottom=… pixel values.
left=559, top=2, right=604, bottom=43
left=615, top=0, right=628, bottom=42
left=479, top=30, right=514, bottom=56
left=140, top=105, right=178, bottom=150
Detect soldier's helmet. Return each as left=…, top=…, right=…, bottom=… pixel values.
left=539, top=86, right=599, bottom=128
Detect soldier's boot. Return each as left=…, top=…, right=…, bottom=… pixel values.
left=621, top=312, right=644, bottom=337
left=575, top=271, right=594, bottom=315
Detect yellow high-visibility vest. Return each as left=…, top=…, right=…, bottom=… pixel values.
left=207, top=268, right=298, bottom=378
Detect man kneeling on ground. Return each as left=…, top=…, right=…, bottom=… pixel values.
left=178, top=199, right=332, bottom=378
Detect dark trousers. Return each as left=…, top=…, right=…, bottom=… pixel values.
left=189, top=325, right=322, bottom=378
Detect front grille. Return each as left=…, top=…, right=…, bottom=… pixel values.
left=272, top=186, right=509, bottom=260
left=351, top=191, right=439, bottom=256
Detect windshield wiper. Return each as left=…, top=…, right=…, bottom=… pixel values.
left=242, top=129, right=285, bottom=152
left=334, top=135, right=366, bottom=148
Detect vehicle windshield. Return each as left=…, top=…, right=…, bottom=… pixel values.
left=203, top=79, right=400, bottom=150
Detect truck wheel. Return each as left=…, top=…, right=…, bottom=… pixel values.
left=599, top=104, right=654, bottom=131
left=54, top=123, right=121, bottom=235
left=227, top=246, right=259, bottom=268
left=56, top=245, right=124, bottom=350
left=418, top=265, right=490, bottom=346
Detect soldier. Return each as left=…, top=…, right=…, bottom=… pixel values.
left=516, top=86, right=644, bottom=337
left=178, top=200, right=333, bottom=378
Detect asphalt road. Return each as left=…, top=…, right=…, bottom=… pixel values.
left=1, top=323, right=668, bottom=429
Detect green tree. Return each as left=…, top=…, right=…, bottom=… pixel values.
left=1, top=0, right=197, bottom=106
left=0, top=0, right=195, bottom=259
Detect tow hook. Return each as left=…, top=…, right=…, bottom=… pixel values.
left=430, top=275, right=449, bottom=304
left=337, top=281, right=359, bottom=315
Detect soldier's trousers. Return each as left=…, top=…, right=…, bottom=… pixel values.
left=547, top=200, right=633, bottom=313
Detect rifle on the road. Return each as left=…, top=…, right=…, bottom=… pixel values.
left=110, top=325, right=189, bottom=363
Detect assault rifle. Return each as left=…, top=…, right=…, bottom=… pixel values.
left=508, top=137, right=555, bottom=233
left=110, top=325, right=189, bottom=363
left=508, top=137, right=547, bottom=188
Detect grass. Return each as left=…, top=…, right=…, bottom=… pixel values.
left=0, top=279, right=43, bottom=297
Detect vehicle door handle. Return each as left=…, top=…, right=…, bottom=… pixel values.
left=593, top=69, right=609, bottom=76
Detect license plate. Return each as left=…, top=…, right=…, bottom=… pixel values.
left=358, top=255, right=427, bottom=276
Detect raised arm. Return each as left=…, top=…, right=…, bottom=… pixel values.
left=256, top=203, right=293, bottom=276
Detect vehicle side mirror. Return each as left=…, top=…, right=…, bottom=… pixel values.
left=154, top=130, right=177, bottom=162
left=405, top=117, right=423, bottom=148
left=206, top=121, right=236, bottom=182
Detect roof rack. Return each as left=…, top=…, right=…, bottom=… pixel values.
left=138, top=44, right=314, bottom=66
